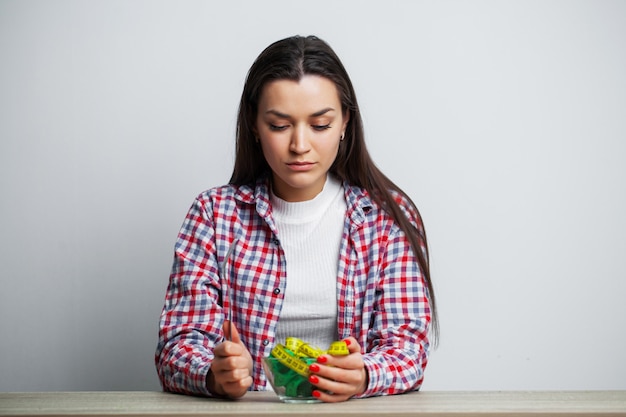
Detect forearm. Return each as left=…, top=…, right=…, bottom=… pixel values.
left=358, top=229, right=431, bottom=397
left=155, top=334, right=215, bottom=396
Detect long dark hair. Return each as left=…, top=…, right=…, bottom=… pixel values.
left=229, top=35, right=438, bottom=343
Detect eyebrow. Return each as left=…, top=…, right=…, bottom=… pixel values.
left=265, top=108, right=336, bottom=118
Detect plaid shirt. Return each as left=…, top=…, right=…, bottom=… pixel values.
left=155, top=178, right=431, bottom=398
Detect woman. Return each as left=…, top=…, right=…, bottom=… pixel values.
left=156, top=35, right=437, bottom=403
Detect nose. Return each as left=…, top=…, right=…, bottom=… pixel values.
left=289, top=125, right=311, bottom=154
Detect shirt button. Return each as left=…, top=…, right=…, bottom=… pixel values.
left=273, top=288, right=281, bottom=295
left=273, top=238, right=280, bottom=245
left=262, top=339, right=270, bottom=346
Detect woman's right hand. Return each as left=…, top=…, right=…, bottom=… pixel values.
left=206, top=321, right=253, bottom=398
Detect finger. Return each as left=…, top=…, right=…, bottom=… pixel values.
left=222, top=376, right=253, bottom=399
left=217, top=349, right=254, bottom=375
left=222, top=320, right=232, bottom=341
left=211, top=360, right=252, bottom=394
left=230, top=322, right=242, bottom=344
left=214, top=341, right=240, bottom=358
left=342, top=337, right=361, bottom=354
left=309, top=369, right=366, bottom=403
left=312, top=388, right=350, bottom=403
left=310, top=364, right=363, bottom=388
left=217, top=365, right=251, bottom=382
left=316, top=352, right=362, bottom=370
left=315, top=337, right=361, bottom=367
left=222, top=320, right=244, bottom=345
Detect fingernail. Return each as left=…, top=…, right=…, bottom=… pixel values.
left=312, top=390, right=321, bottom=398
left=343, top=339, right=351, bottom=346
left=309, top=375, right=319, bottom=384
left=309, top=363, right=320, bottom=372
left=317, top=355, right=327, bottom=364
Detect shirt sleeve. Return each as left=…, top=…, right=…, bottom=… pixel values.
left=357, top=225, right=431, bottom=398
left=155, top=195, right=224, bottom=396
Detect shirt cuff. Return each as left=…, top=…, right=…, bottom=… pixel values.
left=355, top=355, right=383, bottom=398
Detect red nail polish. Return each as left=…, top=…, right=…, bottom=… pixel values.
left=312, top=390, right=321, bottom=398
left=309, top=375, right=319, bottom=384
left=309, top=363, right=320, bottom=372
left=317, top=355, right=327, bottom=364
left=343, top=339, right=351, bottom=346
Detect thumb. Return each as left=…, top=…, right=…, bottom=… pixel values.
left=223, top=320, right=242, bottom=344
left=343, top=337, right=361, bottom=354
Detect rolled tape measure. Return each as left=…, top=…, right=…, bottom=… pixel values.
left=298, top=343, right=324, bottom=359
left=284, top=337, right=303, bottom=353
left=266, top=337, right=353, bottom=399
left=269, top=338, right=350, bottom=377
left=271, top=344, right=310, bottom=377
left=327, top=340, right=349, bottom=356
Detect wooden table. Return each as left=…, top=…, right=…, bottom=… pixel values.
left=1, top=391, right=625, bottom=416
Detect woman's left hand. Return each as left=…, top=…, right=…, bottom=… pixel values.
left=307, top=337, right=368, bottom=403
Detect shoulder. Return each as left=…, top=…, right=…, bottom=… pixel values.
left=343, top=183, right=423, bottom=232
left=194, top=182, right=258, bottom=206
left=343, top=184, right=393, bottom=230
left=389, top=189, right=424, bottom=230
left=189, top=180, right=271, bottom=219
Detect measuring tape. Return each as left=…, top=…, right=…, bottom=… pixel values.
left=271, top=344, right=310, bottom=377
left=298, top=343, right=324, bottom=359
left=266, top=338, right=352, bottom=398
left=327, top=340, right=350, bottom=356
left=285, top=337, right=303, bottom=353
left=269, top=338, right=349, bottom=377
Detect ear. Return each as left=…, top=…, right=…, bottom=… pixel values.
left=341, top=110, right=350, bottom=137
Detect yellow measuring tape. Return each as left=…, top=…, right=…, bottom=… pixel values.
left=270, top=338, right=350, bottom=377
left=298, top=343, right=324, bottom=359
left=327, top=340, right=350, bottom=356
left=285, top=337, right=303, bottom=353
left=271, top=345, right=310, bottom=377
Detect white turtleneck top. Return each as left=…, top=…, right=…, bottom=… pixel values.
left=271, top=175, right=347, bottom=351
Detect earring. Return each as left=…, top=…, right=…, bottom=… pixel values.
left=340, top=134, right=345, bottom=141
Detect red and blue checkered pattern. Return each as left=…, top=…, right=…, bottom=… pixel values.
left=155, top=178, right=431, bottom=397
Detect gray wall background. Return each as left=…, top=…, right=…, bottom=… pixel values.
left=1, top=0, right=625, bottom=391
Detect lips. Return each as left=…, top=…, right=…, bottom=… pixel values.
left=286, top=161, right=315, bottom=171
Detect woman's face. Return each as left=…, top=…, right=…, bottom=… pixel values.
left=255, top=75, right=348, bottom=202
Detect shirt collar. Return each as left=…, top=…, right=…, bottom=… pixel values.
left=344, top=182, right=374, bottom=230
left=232, top=176, right=375, bottom=230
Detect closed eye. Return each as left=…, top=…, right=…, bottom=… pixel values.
left=312, top=124, right=331, bottom=131
left=269, top=124, right=288, bottom=131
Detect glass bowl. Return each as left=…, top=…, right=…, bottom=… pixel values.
left=262, top=357, right=320, bottom=403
